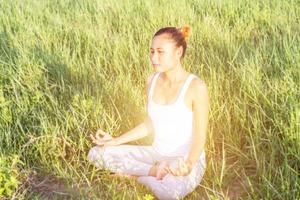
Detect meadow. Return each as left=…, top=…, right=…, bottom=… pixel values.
left=0, top=0, right=299, bottom=199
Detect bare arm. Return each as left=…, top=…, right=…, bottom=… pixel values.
left=163, top=79, right=209, bottom=177
left=186, top=79, right=209, bottom=166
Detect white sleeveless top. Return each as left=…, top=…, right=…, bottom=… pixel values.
left=148, top=72, right=201, bottom=158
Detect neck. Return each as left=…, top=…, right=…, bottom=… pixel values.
left=161, top=63, right=188, bottom=84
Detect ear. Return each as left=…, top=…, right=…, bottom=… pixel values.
left=176, top=46, right=183, bottom=58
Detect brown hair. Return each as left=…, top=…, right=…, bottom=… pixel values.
left=153, top=25, right=191, bottom=59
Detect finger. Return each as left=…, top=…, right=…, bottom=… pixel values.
left=95, top=132, right=102, bottom=141
left=175, top=159, right=182, bottom=173
left=90, top=134, right=103, bottom=145
left=179, top=159, right=188, bottom=172
left=178, top=159, right=183, bottom=171
left=97, top=129, right=107, bottom=136
left=180, top=159, right=188, bottom=172
left=174, top=169, right=179, bottom=176
left=164, top=166, right=172, bottom=174
left=175, top=160, right=184, bottom=176
left=183, top=160, right=191, bottom=173
left=168, top=166, right=177, bottom=176
left=91, top=139, right=98, bottom=145
left=91, top=137, right=101, bottom=145
left=164, top=166, right=170, bottom=173
left=90, top=134, right=96, bottom=141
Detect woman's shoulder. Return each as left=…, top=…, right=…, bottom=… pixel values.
left=189, top=74, right=207, bottom=87
left=187, top=74, right=209, bottom=108
left=189, top=74, right=208, bottom=96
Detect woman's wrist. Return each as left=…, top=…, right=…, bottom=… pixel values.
left=111, top=137, right=121, bottom=146
left=185, top=159, right=196, bottom=170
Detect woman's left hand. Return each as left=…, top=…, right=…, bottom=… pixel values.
left=90, top=129, right=118, bottom=147
left=165, top=158, right=194, bottom=176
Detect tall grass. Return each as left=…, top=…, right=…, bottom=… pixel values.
left=0, top=0, right=299, bottom=199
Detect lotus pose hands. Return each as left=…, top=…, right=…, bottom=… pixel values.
left=90, top=129, right=117, bottom=147
left=155, top=158, right=194, bottom=180
left=165, top=158, right=194, bottom=177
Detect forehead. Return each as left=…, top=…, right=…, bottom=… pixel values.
left=150, top=34, right=175, bottom=49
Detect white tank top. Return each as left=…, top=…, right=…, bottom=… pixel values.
left=148, top=72, right=200, bottom=158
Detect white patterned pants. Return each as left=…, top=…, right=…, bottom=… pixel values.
left=87, top=145, right=206, bottom=200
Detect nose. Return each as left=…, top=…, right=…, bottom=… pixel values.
left=150, top=52, right=159, bottom=64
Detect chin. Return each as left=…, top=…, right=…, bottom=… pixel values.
left=155, top=69, right=164, bottom=73
left=153, top=66, right=164, bottom=72
left=153, top=66, right=161, bottom=72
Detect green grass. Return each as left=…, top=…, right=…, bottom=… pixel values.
left=0, top=0, right=299, bottom=199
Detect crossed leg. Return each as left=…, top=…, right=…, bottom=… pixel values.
left=87, top=145, right=206, bottom=200
left=87, top=145, right=156, bottom=176
left=137, top=156, right=206, bottom=200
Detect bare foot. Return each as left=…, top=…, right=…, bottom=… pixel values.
left=156, top=161, right=169, bottom=180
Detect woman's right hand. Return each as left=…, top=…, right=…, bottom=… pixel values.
left=90, top=128, right=115, bottom=146
left=155, top=161, right=168, bottom=180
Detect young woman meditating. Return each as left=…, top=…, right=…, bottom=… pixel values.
left=88, top=26, right=209, bottom=200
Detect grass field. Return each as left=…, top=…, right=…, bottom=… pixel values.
left=0, top=0, right=299, bottom=199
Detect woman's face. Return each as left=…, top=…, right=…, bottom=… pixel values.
left=150, top=34, right=182, bottom=72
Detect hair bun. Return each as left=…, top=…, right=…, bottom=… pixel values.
left=180, top=25, right=191, bottom=40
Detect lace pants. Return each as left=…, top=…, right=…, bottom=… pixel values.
left=87, top=145, right=206, bottom=200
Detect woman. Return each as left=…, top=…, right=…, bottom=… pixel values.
left=88, top=26, right=209, bottom=200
